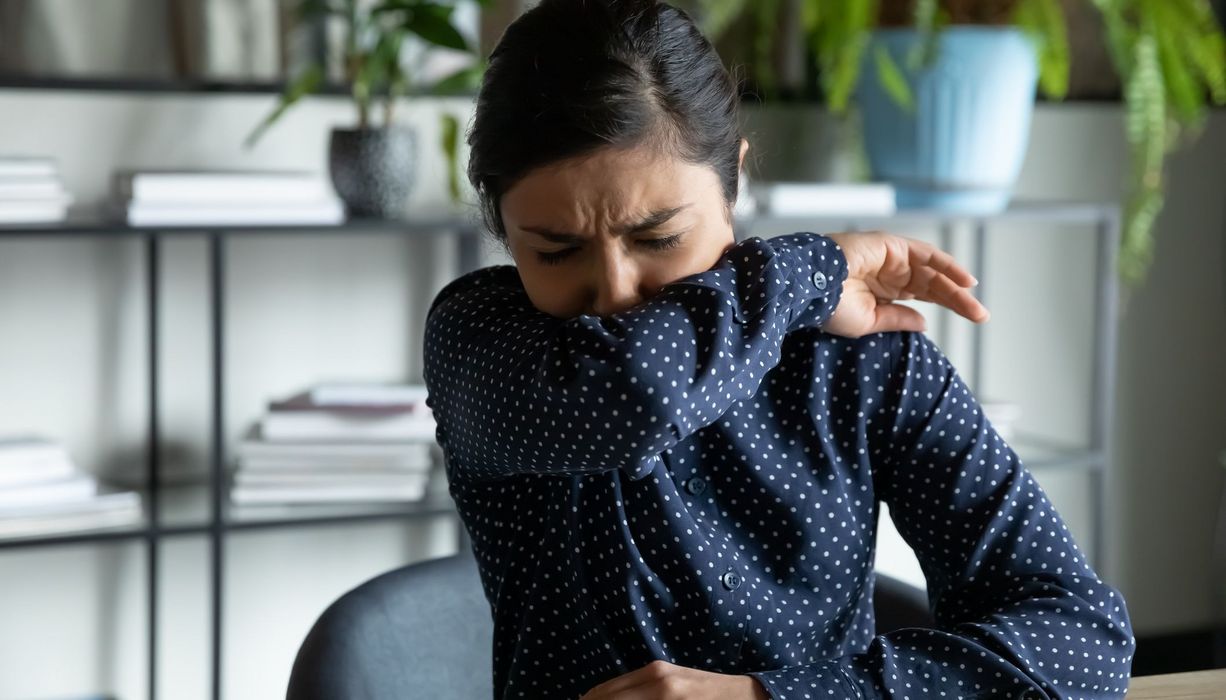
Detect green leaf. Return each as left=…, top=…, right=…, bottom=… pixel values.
left=907, top=0, right=942, bottom=70
left=799, top=0, right=820, bottom=37
left=913, top=0, right=938, bottom=35
left=1151, top=1, right=1205, bottom=124
left=1013, top=0, right=1069, bottom=99
left=1120, top=187, right=1163, bottom=285
left=874, top=45, right=915, bottom=112
left=243, top=63, right=325, bottom=149
left=695, top=0, right=751, bottom=42
left=297, top=0, right=343, bottom=20
left=1092, top=0, right=1137, bottom=76
left=440, top=111, right=463, bottom=204
left=372, top=1, right=469, bottom=51
left=811, top=0, right=878, bottom=114
left=752, top=0, right=782, bottom=100
left=431, top=61, right=486, bottom=95
left=409, top=3, right=469, bottom=51
left=1119, top=34, right=1167, bottom=286
left=1172, top=0, right=1226, bottom=104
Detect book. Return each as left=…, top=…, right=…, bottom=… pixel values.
left=0, top=194, right=73, bottom=224
left=238, top=455, right=434, bottom=471
left=269, top=390, right=425, bottom=415
left=0, top=489, right=142, bottom=538
left=0, top=436, right=76, bottom=486
left=113, top=169, right=335, bottom=204
left=308, top=383, right=430, bottom=407
left=0, top=472, right=98, bottom=509
left=259, top=411, right=437, bottom=442
left=233, top=470, right=430, bottom=488
left=0, top=176, right=69, bottom=200
left=229, top=478, right=428, bottom=505
left=0, top=157, right=57, bottom=178
left=750, top=182, right=896, bottom=216
left=235, top=434, right=434, bottom=462
left=123, top=199, right=344, bottom=226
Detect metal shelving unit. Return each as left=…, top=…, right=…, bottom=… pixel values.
left=0, top=209, right=483, bottom=700
left=0, top=201, right=1119, bottom=699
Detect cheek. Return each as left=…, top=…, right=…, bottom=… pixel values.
left=517, top=264, right=581, bottom=318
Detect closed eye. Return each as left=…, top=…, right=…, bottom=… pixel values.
left=536, top=233, right=685, bottom=265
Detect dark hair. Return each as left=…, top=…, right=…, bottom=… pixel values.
left=465, top=0, right=745, bottom=245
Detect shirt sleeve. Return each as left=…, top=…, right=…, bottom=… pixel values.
left=746, top=330, right=1135, bottom=699
left=422, top=232, right=849, bottom=484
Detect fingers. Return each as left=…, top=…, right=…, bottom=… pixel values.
left=871, top=302, right=928, bottom=334
left=904, top=265, right=991, bottom=323
left=579, top=661, right=663, bottom=699
left=836, top=231, right=990, bottom=326
left=906, top=237, right=978, bottom=289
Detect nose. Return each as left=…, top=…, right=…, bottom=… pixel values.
left=588, top=254, right=643, bottom=317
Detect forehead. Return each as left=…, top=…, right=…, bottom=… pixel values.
left=501, top=145, right=718, bottom=225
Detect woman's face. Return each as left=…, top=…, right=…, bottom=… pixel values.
left=500, top=139, right=749, bottom=319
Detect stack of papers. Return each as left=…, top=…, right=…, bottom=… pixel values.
left=113, top=169, right=345, bottom=226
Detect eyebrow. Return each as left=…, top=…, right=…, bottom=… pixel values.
left=521, top=204, right=691, bottom=243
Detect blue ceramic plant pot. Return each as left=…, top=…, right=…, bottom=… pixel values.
left=856, top=27, right=1038, bottom=213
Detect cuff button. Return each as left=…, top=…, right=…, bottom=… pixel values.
left=811, top=270, right=828, bottom=290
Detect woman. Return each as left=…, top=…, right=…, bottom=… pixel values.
left=422, top=1, right=1134, bottom=698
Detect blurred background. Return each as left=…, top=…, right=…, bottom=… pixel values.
left=0, top=0, right=1223, bottom=698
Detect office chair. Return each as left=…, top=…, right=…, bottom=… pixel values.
left=285, top=550, right=934, bottom=699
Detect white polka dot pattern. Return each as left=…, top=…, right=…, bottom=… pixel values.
left=422, top=232, right=1135, bottom=699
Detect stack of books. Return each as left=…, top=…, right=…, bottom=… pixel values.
left=0, top=435, right=142, bottom=539
left=0, top=156, right=73, bottom=224
left=112, top=169, right=345, bottom=226
left=231, top=383, right=438, bottom=506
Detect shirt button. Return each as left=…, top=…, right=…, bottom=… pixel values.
left=684, top=477, right=707, bottom=496
left=811, top=270, right=828, bottom=290
left=721, top=570, right=741, bottom=590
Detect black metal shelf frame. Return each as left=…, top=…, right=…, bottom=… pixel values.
left=0, top=202, right=1118, bottom=700
left=0, top=213, right=484, bottom=700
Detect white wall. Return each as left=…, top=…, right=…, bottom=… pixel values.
left=0, top=90, right=1222, bottom=698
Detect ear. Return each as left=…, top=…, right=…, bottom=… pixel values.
left=738, top=138, right=749, bottom=171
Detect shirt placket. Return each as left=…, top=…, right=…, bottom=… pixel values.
left=665, top=448, right=752, bottom=674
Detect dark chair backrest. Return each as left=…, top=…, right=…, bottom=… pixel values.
left=286, top=552, right=494, bottom=699
left=286, top=551, right=934, bottom=699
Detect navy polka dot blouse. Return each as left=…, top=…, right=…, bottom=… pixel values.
left=422, top=232, right=1135, bottom=699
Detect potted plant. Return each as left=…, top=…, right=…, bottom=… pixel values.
left=244, top=0, right=488, bottom=219
left=691, top=0, right=1226, bottom=286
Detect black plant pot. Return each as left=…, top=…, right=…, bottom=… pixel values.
left=328, top=126, right=417, bottom=219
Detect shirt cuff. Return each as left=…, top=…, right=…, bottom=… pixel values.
left=746, top=657, right=863, bottom=699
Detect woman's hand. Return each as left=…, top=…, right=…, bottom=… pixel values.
left=578, top=660, right=769, bottom=700
left=822, top=231, right=989, bottom=338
